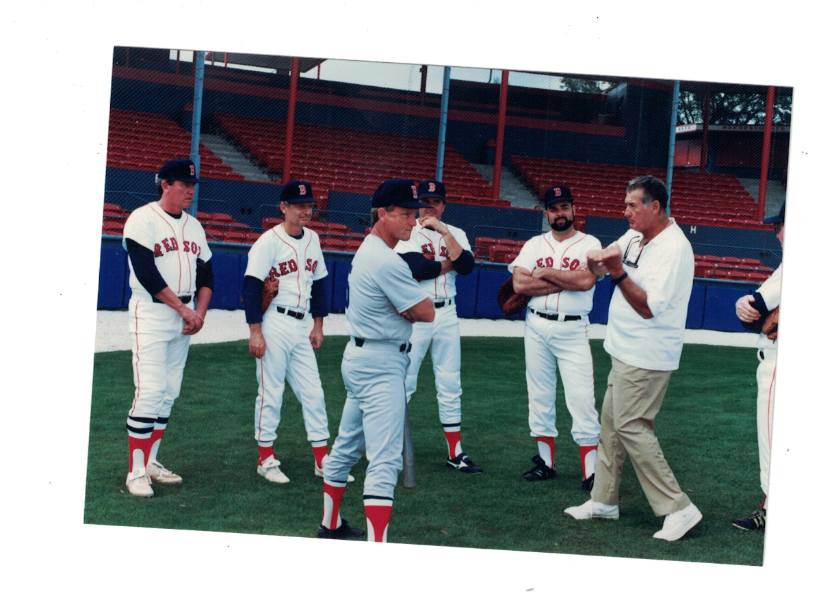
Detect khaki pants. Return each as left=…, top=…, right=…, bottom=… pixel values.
left=591, top=357, right=691, bottom=517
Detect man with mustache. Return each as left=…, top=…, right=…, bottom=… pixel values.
left=508, top=185, right=602, bottom=490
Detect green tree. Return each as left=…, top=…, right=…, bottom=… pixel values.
left=560, top=77, right=614, bottom=93
left=677, top=91, right=792, bottom=125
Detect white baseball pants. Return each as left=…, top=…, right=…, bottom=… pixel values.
left=254, top=309, right=330, bottom=444
left=524, top=314, right=600, bottom=445
left=128, top=298, right=191, bottom=420
left=404, top=302, right=462, bottom=425
left=756, top=346, right=777, bottom=499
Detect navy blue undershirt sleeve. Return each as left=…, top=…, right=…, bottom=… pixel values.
left=399, top=252, right=442, bottom=281
left=741, top=291, right=770, bottom=333
left=196, top=259, right=214, bottom=292
left=243, top=276, right=264, bottom=325
left=310, top=277, right=328, bottom=318
left=125, top=238, right=168, bottom=296
left=451, top=250, right=475, bottom=275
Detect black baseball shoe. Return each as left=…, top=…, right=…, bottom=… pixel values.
left=732, top=508, right=766, bottom=531
left=582, top=474, right=595, bottom=492
left=522, top=455, right=556, bottom=481
left=446, top=453, right=483, bottom=473
left=317, top=518, right=365, bottom=540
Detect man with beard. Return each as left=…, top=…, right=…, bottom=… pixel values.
left=508, top=185, right=602, bottom=490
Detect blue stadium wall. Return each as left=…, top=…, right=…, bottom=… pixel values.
left=98, top=237, right=760, bottom=334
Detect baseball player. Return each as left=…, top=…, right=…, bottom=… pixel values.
left=508, top=185, right=601, bottom=490
left=243, top=181, right=352, bottom=484
left=122, top=158, right=214, bottom=498
left=732, top=200, right=785, bottom=530
left=318, top=179, right=434, bottom=542
left=393, top=180, right=481, bottom=473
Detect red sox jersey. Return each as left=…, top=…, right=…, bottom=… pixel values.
left=508, top=231, right=601, bottom=316
left=756, top=263, right=782, bottom=350
left=245, top=224, right=328, bottom=312
left=394, top=223, right=471, bottom=299
left=123, top=202, right=212, bottom=302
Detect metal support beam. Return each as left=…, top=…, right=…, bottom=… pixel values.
left=491, top=70, right=509, bottom=202
left=420, top=65, right=428, bottom=106
left=665, top=80, right=680, bottom=214
left=700, top=83, right=711, bottom=172
left=282, top=57, right=300, bottom=185
left=435, top=67, right=451, bottom=181
left=758, top=86, right=775, bottom=221
left=189, top=50, right=205, bottom=216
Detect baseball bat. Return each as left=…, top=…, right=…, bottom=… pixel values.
left=402, top=403, right=417, bottom=488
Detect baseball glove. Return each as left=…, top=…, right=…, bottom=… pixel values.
left=261, top=276, right=279, bottom=315
left=497, top=277, right=530, bottom=318
left=761, top=306, right=779, bottom=341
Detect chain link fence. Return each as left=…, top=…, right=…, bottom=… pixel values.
left=104, top=46, right=789, bottom=276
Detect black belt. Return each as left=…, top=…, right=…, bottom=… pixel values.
left=277, top=306, right=305, bottom=320
left=529, top=308, right=581, bottom=322
left=354, top=337, right=412, bottom=353
left=153, top=295, right=192, bottom=304
left=434, top=299, right=453, bottom=308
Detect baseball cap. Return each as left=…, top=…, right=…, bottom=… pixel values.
left=156, top=159, right=203, bottom=183
left=541, top=185, right=573, bottom=207
left=372, top=179, right=424, bottom=209
left=280, top=180, right=317, bottom=204
left=762, top=200, right=785, bottom=224
left=417, top=179, right=446, bottom=202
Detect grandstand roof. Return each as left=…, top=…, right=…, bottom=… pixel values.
left=207, top=53, right=324, bottom=73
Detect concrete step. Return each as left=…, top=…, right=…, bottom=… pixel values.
left=470, top=163, right=540, bottom=208
left=738, top=177, right=786, bottom=219
left=471, top=163, right=547, bottom=231
left=200, top=133, right=272, bottom=183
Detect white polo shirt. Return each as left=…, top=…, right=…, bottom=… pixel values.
left=604, top=220, right=694, bottom=371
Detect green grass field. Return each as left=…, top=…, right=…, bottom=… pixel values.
left=85, top=336, right=766, bottom=565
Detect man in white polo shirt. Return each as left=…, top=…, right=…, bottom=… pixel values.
left=564, top=176, right=702, bottom=542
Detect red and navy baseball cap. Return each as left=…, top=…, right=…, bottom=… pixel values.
left=417, top=179, right=446, bottom=202
left=156, top=159, right=203, bottom=183
left=372, top=179, right=424, bottom=209
left=541, top=185, right=573, bottom=207
left=280, top=180, right=317, bottom=204
left=762, top=200, right=785, bottom=224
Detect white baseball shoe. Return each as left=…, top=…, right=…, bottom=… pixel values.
left=257, top=457, right=290, bottom=484
left=146, top=460, right=183, bottom=484
left=126, top=466, right=154, bottom=498
left=564, top=499, right=619, bottom=520
left=653, top=503, right=702, bottom=541
left=314, top=461, right=354, bottom=482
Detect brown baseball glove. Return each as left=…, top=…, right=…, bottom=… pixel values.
left=497, top=277, right=530, bottom=318
left=761, top=306, right=779, bottom=341
left=261, top=276, right=279, bottom=315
